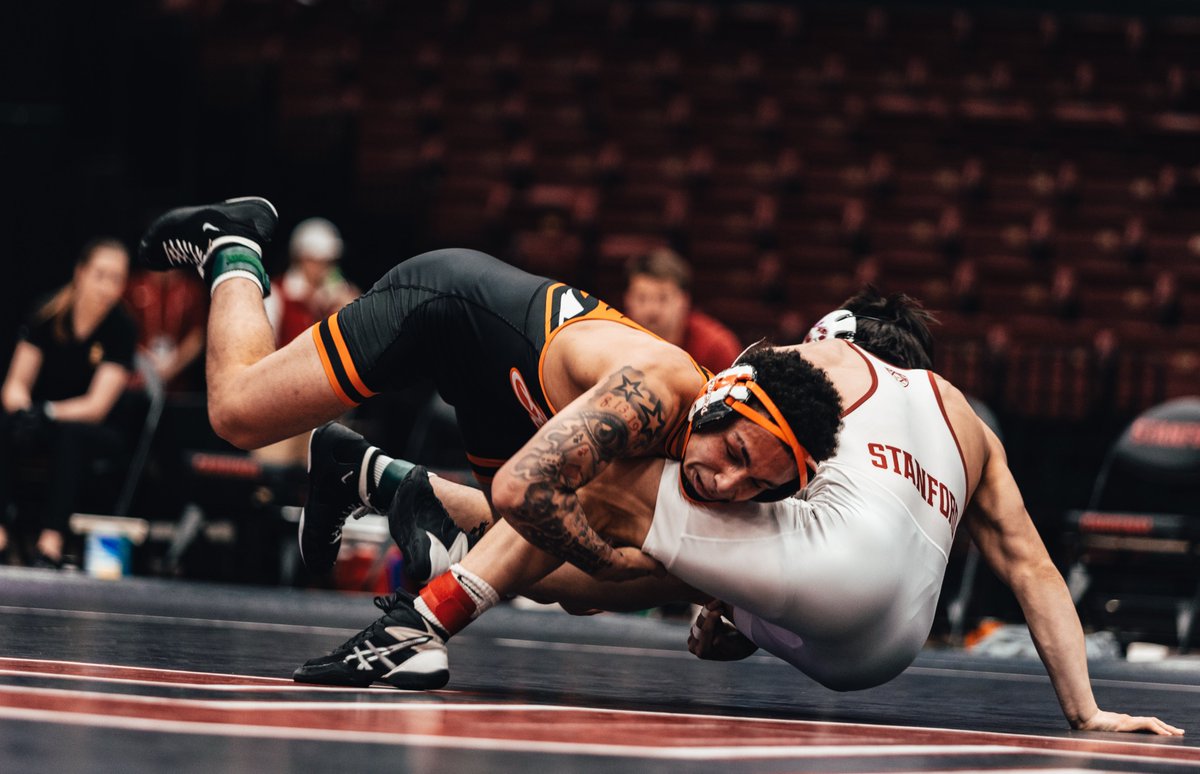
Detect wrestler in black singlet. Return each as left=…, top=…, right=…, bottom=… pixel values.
left=313, top=249, right=649, bottom=485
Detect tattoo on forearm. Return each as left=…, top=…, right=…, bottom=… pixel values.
left=503, top=366, right=671, bottom=571
left=510, top=482, right=613, bottom=573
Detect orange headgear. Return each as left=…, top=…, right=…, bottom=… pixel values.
left=682, top=345, right=814, bottom=502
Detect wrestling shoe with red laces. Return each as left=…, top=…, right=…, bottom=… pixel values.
left=299, top=422, right=381, bottom=574
left=293, top=589, right=449, bottom=689
left=137, top=196, right=277, bottom=290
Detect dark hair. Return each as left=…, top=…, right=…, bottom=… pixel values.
left=740, top=345, right=843, bottom=464
left=625, top=247, right=693, bottom=293
left=838, top=286, right=937, bottom=370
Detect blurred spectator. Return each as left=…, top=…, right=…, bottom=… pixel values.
left=1050, top=265, right=1080, bottom=321
left=951, top=258, right=981, bottom=314
left=1121, top=215, right=1149, bottom=266
left=841, top=198, right=872, bottom=258
left=1152, top=270, right=1182, bottom=327
left=0, top=239, right=135, bottom=567
left=258, top=219, right=360, bottom=466
left=1028, top=207, right=1056, bottom=263
left=124, top=271, right=207, bottom=394
left=265, top=218, right=359, bottom=349
left=937, top=205, right=965, bottom=262
left=623, top=248, right=742, bottom=372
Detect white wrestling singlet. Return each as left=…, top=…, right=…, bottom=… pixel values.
left=642, top=342, right=970, bottom=690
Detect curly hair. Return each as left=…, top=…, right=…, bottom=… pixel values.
left=838, top=286, right=937, bottom=370
left=739, top=345, right=843, bottom=464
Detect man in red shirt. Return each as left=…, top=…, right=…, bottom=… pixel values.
left=623, top=249, right=742, bottom=373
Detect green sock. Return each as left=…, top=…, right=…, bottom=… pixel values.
left=370, top=456, right=417, bottom=510
left=208, top=244, right=271, bottom=297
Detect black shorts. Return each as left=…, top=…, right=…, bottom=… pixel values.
left=313, top=248, right=641, bottom=484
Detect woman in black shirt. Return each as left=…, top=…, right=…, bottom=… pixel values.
left=1, top=238, right=135, bottom=566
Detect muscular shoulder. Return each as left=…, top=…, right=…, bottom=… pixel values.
left=557, top=321, right=706, bottom=396
left=929, top=373, right=987, bottom=493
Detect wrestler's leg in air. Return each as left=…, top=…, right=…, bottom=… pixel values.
left=138, top=197, right=349, bottom=449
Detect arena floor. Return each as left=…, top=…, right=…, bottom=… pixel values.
left=1, top=567, right=1197, bottom=773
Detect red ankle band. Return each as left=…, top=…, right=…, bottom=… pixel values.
left=420, top=572, right=476, bottom=635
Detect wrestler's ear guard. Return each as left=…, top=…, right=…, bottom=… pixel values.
left=804, top=309, right=858, bottom=343
left=683, top=341, right=813, bottom=502
left=688, top=339, right=772, bottom=432
left=803, top=308, right=888, bottom=344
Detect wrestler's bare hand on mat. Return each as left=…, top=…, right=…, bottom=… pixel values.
left=1077, top=709, right=1184, bottom=736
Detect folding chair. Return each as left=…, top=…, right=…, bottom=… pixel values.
left=1063, top=397, right=1200, bottom=651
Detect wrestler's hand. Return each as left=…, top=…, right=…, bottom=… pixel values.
left=592, top=546, right=665, bottom=582
left=688, top=599, right=758, bottom=661
left=1076, top=709, right=1184, bottom=736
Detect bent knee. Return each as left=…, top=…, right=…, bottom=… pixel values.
left=208, top=400, right=268, bottom=450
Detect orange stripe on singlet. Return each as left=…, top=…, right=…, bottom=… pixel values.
left=327, top=313, right=377, bottom=398
left=311, top=324, right=356, bottom=407
left=466, top=452, right=509, bottom=468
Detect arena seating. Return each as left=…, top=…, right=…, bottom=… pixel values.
left=185, top=1, right=1200, bottom=424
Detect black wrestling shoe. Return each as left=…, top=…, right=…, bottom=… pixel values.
left=137, top=196, right=278, bottom=275
left=299, top=422, right=381, bottom=574
left=293, top=589, right=449, bottom=689
left=387, top=466, right=478, bottom=586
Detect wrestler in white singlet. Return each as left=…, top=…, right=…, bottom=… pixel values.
left=642, top=341, right=968, bottom=690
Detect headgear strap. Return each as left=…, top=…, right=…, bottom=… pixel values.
left=686, top=363, right=812, bottom=493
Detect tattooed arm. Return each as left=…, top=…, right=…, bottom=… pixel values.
left=490, top=366, right=679, bottom=579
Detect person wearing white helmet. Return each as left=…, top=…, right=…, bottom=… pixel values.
left=257, top=217, right=361, bottom=464
left=264, top=217, right=359, bottom=349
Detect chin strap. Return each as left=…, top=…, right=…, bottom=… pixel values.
left=732, top=380, right=811, bottom=492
